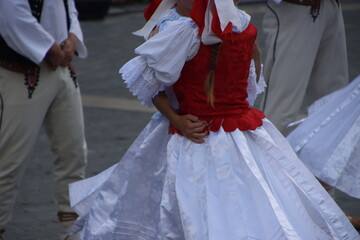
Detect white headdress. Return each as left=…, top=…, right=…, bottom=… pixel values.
left=133, top=0, right=243, bottom=44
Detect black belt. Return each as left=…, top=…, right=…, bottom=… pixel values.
left=283, top=0, right=340, bottom=21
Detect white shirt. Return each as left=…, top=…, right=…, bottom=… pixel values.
left=0, top=0, right=87, bottom=64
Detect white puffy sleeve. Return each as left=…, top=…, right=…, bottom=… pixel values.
left=119, top=18, right=200, bottom=107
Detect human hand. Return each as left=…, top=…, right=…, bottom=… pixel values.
left=44, top=42, right=64, bottom=71
left=252, top=40, right=261, bottom=83
left=171, top=114, right=209, bottom=143
left=60, top=33, right=77, bottom=67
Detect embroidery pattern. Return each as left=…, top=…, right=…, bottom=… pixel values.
left=24, top=68, right=40, bottom=99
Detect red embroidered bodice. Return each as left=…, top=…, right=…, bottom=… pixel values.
left=170, top=23, right=265, bottom=134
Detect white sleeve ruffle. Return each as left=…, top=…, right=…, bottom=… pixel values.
left=120, top=56, right=165, bottom=107
left=120, top=18, right=200, bottom=107
left=246, top=59, right=266, bottom=106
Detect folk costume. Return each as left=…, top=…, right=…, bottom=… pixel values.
left=287, top=75, right=360, bottom=199
left=0, top=0, right=87, bottom=238
left=260, top=0, right=348, bottom=135
left=68, top=0, right=359, bottom=239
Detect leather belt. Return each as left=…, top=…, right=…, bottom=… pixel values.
left=283, top=0, right=320, bottom=6
left=0, top=59, right=37, bottom=74
left=282, top=0, right=338, bottom=21
left=282, top=0, right=340, bottom=7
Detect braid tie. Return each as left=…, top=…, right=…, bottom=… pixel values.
left=210, top=43, right=221, bottom=70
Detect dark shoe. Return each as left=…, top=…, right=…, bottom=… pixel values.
left=347, top=215, right=360, bottom=230
left=58, top=212, right=80, bottom=240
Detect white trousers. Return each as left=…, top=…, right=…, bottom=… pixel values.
left=0, top=64, right=87, bottom=229
left=260, top=0, right=348, bottom=135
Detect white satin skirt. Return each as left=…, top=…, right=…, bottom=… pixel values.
left=69, top=113, right=359, bottom=240
left=287, top=75, right=360, bottom=199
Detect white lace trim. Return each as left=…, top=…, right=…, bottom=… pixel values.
left=247, top=60, right=266, bottom=106
left=119, top=57, right=164, bottom=107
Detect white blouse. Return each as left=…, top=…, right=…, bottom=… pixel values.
left=120, top=8, right=265, bottom=108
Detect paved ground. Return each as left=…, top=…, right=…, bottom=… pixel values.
left=3, top=1, right=360, bottom=239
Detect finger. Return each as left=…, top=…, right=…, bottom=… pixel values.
left=189, top=120, right=208, bottom=129
left=60, top=55, right=72, bottom=66
left=191, top=124, right=208, bottom=133
left=188, top=121, right=205, bottom=130
left=185, top=114, right=199, bottom=122
left=191, top=131, right=208, bottom=139
left=185, top=131, right=208, bottom=141
left=188, top=137, right=205, bottom=144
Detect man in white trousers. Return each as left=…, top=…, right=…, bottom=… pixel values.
left=0, top=0, right=87, bottom=239
left=260, top=0, right=348, bottom=136
left=260, top=0, right=360, bottom=229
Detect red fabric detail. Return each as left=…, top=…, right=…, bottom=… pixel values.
left=27, top=68, right=38, bottom=85
left=190, top=0, right=207, bottom=36
left=169, top=109, right=265, bottom=135
left=144, top=0, right=163, bottom=21
left=170, top=24, right=263, bottom=135
left=190, top=0, right=233, bottom=39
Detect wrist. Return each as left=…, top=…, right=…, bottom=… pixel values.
left=167, top=112, right=180, bottom=126
left=68, top=33, right=77, bottom=48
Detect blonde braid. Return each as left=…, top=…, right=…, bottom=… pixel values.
left=204, top=43, right=221, bottom=108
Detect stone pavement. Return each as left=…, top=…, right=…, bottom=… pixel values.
left=4, top=1, right=360, bottom=239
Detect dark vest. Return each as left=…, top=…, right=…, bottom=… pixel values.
left=0, top=0, right=70, bottom=71
left=0, top=0, right=74, bottom=99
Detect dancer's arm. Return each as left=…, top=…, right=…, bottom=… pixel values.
left=153, top=91, right=208, bottom=143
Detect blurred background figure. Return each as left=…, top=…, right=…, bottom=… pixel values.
left=260, top=0, right=348, bottom=136
left=0, top=0, right=87, bottom=239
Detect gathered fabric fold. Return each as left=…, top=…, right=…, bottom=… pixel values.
left=68, top=116, right=359, bottom=240
left=287, top=75, right=360, bottom=198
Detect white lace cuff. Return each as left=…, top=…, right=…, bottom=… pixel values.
left=247, top=60, right=266, bottom=106
left=120, top=56, right=165, bottom=107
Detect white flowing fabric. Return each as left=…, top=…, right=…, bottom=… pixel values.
left=69, top=9, right=359, bottom=240
left=69, top=115, right=359, bottom=239
left=287, top=75, right=360, bottom=199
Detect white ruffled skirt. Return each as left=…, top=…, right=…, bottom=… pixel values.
left=69, top=113, right=359, bottom=240
left=287, top=75, right=360, bottom=199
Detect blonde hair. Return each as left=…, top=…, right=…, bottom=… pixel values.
left=204, top=43, right=221, bottom=108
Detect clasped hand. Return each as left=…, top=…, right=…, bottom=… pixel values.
left=44, top=33, right=77, bottom=70
left=171, top=114, right=209, bottom=144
